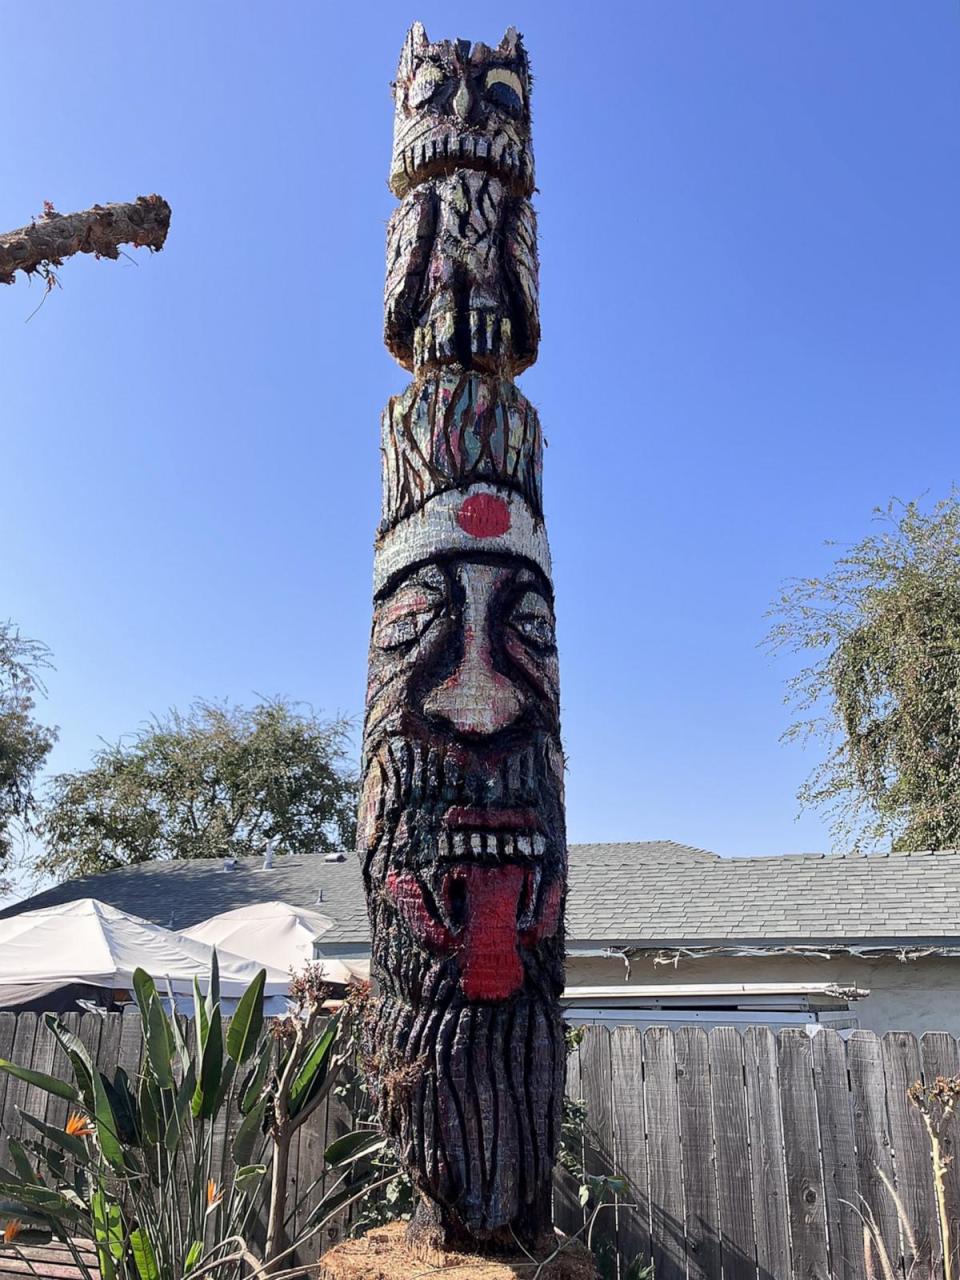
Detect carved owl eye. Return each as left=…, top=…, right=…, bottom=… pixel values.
left=484, top=68, right=524, bottom=116
left=409, top=62, right=445, bottom=108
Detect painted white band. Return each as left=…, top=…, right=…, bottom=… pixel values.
left=373, top=483, right=552, bottom=594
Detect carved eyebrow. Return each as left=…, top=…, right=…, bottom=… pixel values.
left=485, top=67, right=524, bottom=98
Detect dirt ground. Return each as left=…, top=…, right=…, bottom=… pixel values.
left=318, top=1220, right=599, bottom=1280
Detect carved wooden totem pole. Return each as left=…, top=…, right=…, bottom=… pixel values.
left=357, top=22, right=567, bottom=1256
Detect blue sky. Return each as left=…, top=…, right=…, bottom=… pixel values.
left=2, top=1, right=958, bottom=901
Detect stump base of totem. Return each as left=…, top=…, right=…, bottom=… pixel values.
left=318, top=1221, right=599, bottom=1280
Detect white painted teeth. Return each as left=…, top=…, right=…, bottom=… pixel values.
left=502, top=834, right=515, bottom=858
left=453, top=832, right=469, bottom=859
left=516, top=835, right=533, bottom=858
left=470, top=833, right=483, bottom=856
left=533, top=834, right=546, bottom=857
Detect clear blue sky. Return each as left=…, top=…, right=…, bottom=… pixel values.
left=2, top=1, right=958, bottom=902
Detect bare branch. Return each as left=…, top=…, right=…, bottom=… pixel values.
left=0, top=195, right=171, bottom=286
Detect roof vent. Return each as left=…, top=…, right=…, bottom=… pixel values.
left=262, top=838, right=278, bottom=871
left=324, top=852, right=346, bottom=864
left=316, top=888, right=325, bottom=904
left=223, top=856, right=238, bottom=872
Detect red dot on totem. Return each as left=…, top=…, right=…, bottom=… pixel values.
left=456, top=493, right=512, bottom=539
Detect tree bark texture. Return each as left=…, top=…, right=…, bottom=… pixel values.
left=0, top=195, right=171, bottom=285
left=356, top=23, right=569, bottom=1258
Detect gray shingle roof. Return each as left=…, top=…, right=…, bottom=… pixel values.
left=5, top=840, right=960, bottom=948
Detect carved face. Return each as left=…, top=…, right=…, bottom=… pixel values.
left=390, top=22, right=534, bottom=199
left=359, top=553, right=565, bottom=1004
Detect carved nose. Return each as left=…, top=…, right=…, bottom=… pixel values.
left=453, top=75, right=475, bottom=122
left=423, top=627, right=523, bottom=735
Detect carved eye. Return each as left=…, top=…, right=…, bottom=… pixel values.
left=374, top=584, right=442, bottom=651
left=508, top=591, right=556, bottom=652
left=409, top=63, right=445, bottom=108
left=484, top=68, right=524, bottom=115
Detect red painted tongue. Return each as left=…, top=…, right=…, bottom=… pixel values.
left=454, top=864, right=527, bottom=1001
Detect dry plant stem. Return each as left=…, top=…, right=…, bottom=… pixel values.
left=920, top=1107, right=955, bottom=1280
left=0, top=195, right=171, bottom=284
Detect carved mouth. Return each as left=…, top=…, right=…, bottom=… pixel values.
left=425, top=858, right=543, bottom=933
left=393, top=132, right=531, bottom=195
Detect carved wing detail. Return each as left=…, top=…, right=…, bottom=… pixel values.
left=384, top=184, right=437, bottom=371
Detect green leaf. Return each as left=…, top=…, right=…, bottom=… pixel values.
left=231, top=1097, right=267, bottom=1168
left=193, top=975, right=209, bottom=1051
left=106, top=1067, right=139, bottom=1146
left=288, top=1015, right=340, bottom=1118
left=205, top=950, right=220, bottom=1027
left=0, top=1060, right=79, bottom=1104
left=239, top=1040, right=273, bottom=1115
left=138, top=989, right=175, bottom=1091
left=132, top=967, right=159, bottom=1024
left=130, top=1228, right=160, bottom=1280
left=138, top=1073, right=161, bottom=1145
left=323, top=1129, right=386, bottom=1166
left=164, top=1063, right=197, bottom=1155
left=92, top=1068, right=126, bottom=1172
left=43, top=1015, right=95, bottom=1108
left=8, top=1138, right=37, bottom=1185
left=184, top=1240, right=204, bottom=1274
left=191, top=1002, right=223, bottom=1120
left=226, top=970, right=266, bottom=1064
left=0, top=1180, right=83, bottom=1221
left=91, top=1188, right=124, bottom=1280
left=234, top=1164, right=266, bottom=1189
left=18, top=1111, right=89, bottom=1162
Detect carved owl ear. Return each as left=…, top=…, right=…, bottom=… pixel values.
left=498, top=26, right=520, bottom=54
left=397, top=21, right=430, bottom=81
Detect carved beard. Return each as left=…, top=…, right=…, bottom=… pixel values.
left=359, top=730, right=567, bottom=1248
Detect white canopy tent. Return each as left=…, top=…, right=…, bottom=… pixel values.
left=0, top=899, right=293, bottom=1008
left=183, top=900, right=334, bottom=970
left=183, top=901, right=363, bottom=986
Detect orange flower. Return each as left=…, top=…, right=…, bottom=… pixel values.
left=3, top=1220, right=22, bottom=1244
left=206, top=1179, right=223, bottom=1210
left=65, top=1112, right=95, bottom=1138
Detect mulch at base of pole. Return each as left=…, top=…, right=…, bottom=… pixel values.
left=318, top=1221, right=598, bottom=1280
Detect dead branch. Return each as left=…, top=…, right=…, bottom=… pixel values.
left=0, top=195, right=171, bottom=285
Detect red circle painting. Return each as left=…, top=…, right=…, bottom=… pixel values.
left=456, top=493, right=512, bottom=538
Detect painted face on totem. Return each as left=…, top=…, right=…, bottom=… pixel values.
left=359, top=553, right=566, bottom=1004
left=390, top=22, right=534, bottom=198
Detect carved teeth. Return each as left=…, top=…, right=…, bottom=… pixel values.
left=516, top=834, right=533, bottom=858
left=453, top=832, right=469, bottom=860
left=533, top=834, right=546, bottom=857
left=502, top=834, right=515, bottom=858
left=470, top=833, right=483, bottom=856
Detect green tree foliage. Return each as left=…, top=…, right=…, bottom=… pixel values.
left=767, top=494, right=960, bottom=851
left=0, top=622, right=57, bottom=887
left=38, top=699, right=357, bottom=879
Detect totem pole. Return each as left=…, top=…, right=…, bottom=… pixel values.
left=357, top=23, right=567, bottom=1255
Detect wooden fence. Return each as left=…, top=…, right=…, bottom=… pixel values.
left=1, top=1012, right=957, bottom=1279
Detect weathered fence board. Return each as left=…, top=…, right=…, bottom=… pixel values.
left=675, top=1026, right=720, bottom=1280
left=2, top=1013, right=960, bottom=1280
left=847, top=1029, right=901, bottom=1275
left=883, top=1030, right=938, bottom=1274
left=812, top=1029, right=861, bottom=1280
left=643, top=1026, right=685, bottom=1280
left=921, top=1031, right=960, bottom=1276
left=743, top=1025, right=792, bottom=1280
left=779, top=1030, right=830, bottom=1280
left=608, top=1023, right=650, bottom=1277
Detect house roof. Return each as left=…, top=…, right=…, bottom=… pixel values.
left=5, top=840, right=960, bottom=950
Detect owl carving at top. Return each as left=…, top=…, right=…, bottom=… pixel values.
left=384, top=23, right=540, bottom=377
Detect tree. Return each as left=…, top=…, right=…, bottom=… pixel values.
left=38, top=698, right=357, bottom=879
left=767, top=493, right=960, bottom=851
left=0, top=622, right=57, bottom=889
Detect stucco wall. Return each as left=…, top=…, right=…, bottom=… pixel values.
left=565, top=950, right=960, bottom=1037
